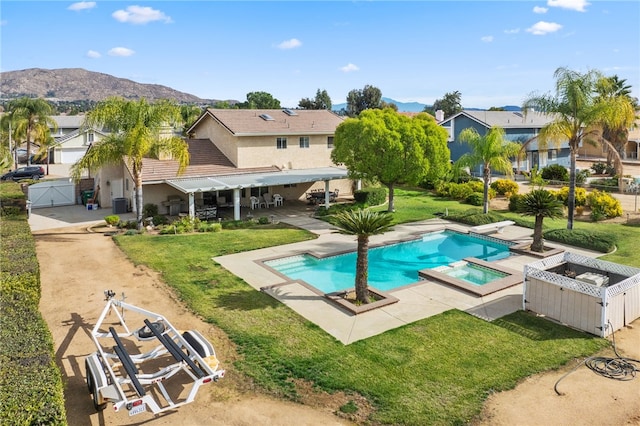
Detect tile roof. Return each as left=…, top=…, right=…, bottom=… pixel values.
left=50, top=115, right=85, bottom=128
left=443, top=110, right=556, bottom=129
left=196, top=109, right=344, bottom=136
left=139, top=139, right=279, bottom=183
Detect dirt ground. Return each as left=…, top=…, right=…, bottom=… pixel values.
left=34, top=214, right=640, bottom=425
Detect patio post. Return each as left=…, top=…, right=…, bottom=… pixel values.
left=233, top=188, right=241, bottom=220
left=324, top=180, right=330, bottom=208
left=188, top=193, right=195, bottom=218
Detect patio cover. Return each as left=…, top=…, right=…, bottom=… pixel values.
left=164, top=166, right=348, bottom=193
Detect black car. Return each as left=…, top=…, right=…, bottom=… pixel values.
left=1, top=166, right=45, bottom=181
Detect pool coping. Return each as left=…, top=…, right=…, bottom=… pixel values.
left=418, top=257, right=523, bottom=297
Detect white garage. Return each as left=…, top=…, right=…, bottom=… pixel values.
left=29, top=179, right=76, bottom=208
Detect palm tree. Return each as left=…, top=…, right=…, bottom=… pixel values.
left=595, top=76, right=638, bottom=163
left=71, top=97, right=190, bottom=230
left=522, top=67, right=632, bottom=230
left=517, top=189, right=564, bottom=253
left=332, top=209, right=394, bottom=304
left=456, top=126, right=521, bottom=214
left=7, top=98, right=57, bottom=165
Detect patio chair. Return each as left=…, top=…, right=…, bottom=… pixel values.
left=250, top=196, right=260, bottom=210
left=330, top=189, right=339, bottom=202
left=262, top=193, right=276, bottom=208
left=273, top=194, right=283, bottom=206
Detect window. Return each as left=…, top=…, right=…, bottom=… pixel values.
left=327, top=136, right=334, bottom=148
left=87, top=132, right=94, bottom=144
left=299, top=136, right=309, bottom=148
left=547, top=149, right=557, bottom=160
left=277, top=137, right=287, bottom=149
left=259, top=113, right=275, bottom=121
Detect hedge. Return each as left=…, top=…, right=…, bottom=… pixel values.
left=543, top=228, right=617, bottom=253
left=353, top=187, right=387, bottom=206
left=0, top=195, right=67, bottom=425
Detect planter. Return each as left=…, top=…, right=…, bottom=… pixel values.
left=324, top=287, right=398, bottom=315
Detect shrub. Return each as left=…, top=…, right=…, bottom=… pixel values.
left=543, top=229, right=616, bottom=253
left=465, top=193, right=483, bottom=206
left=508, top=194, right=523, bottom=212
left=541, top=164, right=569, bottom=182
left=104, top=215, right=120, bottom=226
left=198, top=222, right=222, bottom=232
left=353, top=187, right=387, bottom=206
left=446, top=209, right=505, bottom=226
left=257, top=216, right=270, bottom=225
left=143, top=203, right=159, bottom=218
left=152, top=214, right=169, bottom=225
left=491, top=179, right=519, bottom=196
left=591, top=162, right=607, bottom=175
left=576, top=169, right=590, bottom=184
left=551, top=186, right=587, bottom=207
left=587, top=189, right=623, bottom=221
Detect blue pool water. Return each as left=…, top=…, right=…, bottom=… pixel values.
left=265, top=230, right=512, bottom=293
left=441, top=263, right=508, bottom=286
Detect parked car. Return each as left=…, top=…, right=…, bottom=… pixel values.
left=1, top=166, right=45, bottom=181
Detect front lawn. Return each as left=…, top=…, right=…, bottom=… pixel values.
left=115, top=212, right=613, bottom=424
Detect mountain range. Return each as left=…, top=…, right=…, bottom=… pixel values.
left=0, top=67, right=520, bottom=112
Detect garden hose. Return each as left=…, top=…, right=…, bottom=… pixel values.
left=553, top=322, right=639, bottom=395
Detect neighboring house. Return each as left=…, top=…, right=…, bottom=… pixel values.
left=577, top=117, right=640, bottom=161
left=439, top=110, right=570, bottom=174
left=93, top=109, right=350, bottom=220
left=48, top=115, right=108, bottom=164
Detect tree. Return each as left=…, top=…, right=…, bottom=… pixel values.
left=238, top=91, right=281, bottom=109
left=70, top=97, right=190, bottom=230
left=456, top=127, right=521, bottom=214
left=332, top=209, right=394, bottom=304
left=298, top=89, right=332, bottom=110
left=517, top=189, right=564, bottom=252
left=332, top=109, right=450, bottom=211
left=6, top=98, right=57, bottom=165
left=522, top=67, right=631, bottom=230
left=423, top=91, right=463, bottom=118
left=345, top=85, right=382, bottom=117
left=179, top=104, right=203, bottom=136
left=595, top=76, right=638, bottom=163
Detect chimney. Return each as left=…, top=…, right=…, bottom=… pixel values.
left=435, top=110, right=445, bottom=122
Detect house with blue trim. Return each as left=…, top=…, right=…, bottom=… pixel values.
left=438, top=110, right=571, bottom=175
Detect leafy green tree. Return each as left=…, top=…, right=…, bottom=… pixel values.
left=332, top=209, right=394, bottom=304
left=456, top=127, right=521, bottom=214
left=522, top=67, right=631, bottom=229
left=298, top=89, right=332, bottom=110
left=345, top=85, right=382, bottom=117
left=71, top=97, right=190, bottom=230
left=180, top=104, right=203, bottom=136
left=517, top=189, right=564, bottom=252
left=423, top=91, right=463, bottom=118
left=211, top=100, right=235, bottom=109
left=332, top=109, right=450, bottom=212
left=6, top=98, right=57, bottom=165
left=238, top=91, right=281, bottom=109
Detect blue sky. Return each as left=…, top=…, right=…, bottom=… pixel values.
left=1, top=1, right=639, bottom=109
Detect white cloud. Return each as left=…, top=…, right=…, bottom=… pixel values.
left=68, top=2, right=96, bottom=11
left=526, top=21, right=562, bottom=35
left=481, top=35, right=494, bottom=43
left=340, top=63, right=359, bottom=73
left=533, top=6, right=548, bottom=14
left=277, top=38, right=302, bottom=49
left=108, top=47, right=135, bottom=57
left=86, top=50, right=101, bottom=58
left=504, top=28, right=520, bottom=34
left=547, top=0, right=589, bottom=12
left=112, top=6, right=172, bottom=24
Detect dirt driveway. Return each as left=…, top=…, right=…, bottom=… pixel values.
left=34, top=224, right=640, bottom=425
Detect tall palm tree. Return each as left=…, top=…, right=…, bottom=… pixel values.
left=595, top=75, right=638, bottom=163
left=332, top=209, right=394, bottom=304
left=71, top=97, right=190, bottom=230
left=517, top=189, right=564, bottom=253
left=522, top=67, right=632, bottom=230
left=456, top=126, right=521, bottom=214
left=7, top=98, right=57, bottom=165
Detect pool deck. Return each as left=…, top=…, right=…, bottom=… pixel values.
left=214, top=217, right=603, bottom=344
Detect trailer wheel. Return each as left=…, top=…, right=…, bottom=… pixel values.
left=85, top=359, right=93, bottom=393
left=85, top=359, right=107, bottom=411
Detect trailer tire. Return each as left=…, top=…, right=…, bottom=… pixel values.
left=85, top=359, right=94, bottom=393
left=86, top=358, right=107, bottom=411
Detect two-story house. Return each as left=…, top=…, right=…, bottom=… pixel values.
left=48, top=115, right=107, bottom=164
left=439, top=110, right=570, bottom=175
left=93, top=108, right=350, bottom=220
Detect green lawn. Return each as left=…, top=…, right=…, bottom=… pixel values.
left=113, top=189, right=637, bottom=425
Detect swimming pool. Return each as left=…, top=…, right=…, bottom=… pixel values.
left=436, top=262, right=509, bottom=286
left=265, top=230, right=512, bottom=293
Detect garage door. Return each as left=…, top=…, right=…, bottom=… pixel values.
left=60, top=148, right=87, bottom=164
left=29, top=179, right=76, bottom=208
